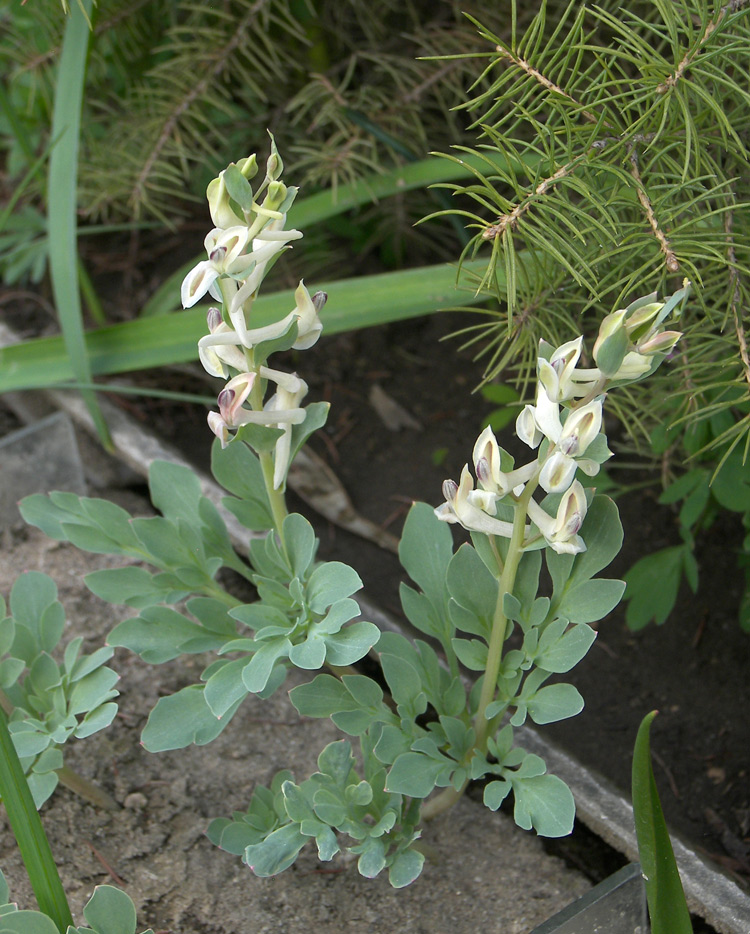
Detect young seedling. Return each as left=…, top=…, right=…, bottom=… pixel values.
left=0, top=572, right=119, bottom=810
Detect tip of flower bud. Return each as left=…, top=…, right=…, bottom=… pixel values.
left=209, top=246, right=227, bottom=264
left=312, top=291, right=328, bottom=312
left=560, top=436, right=579, bottom=456
left=475, top=456, right=490, bottom=484
left=206, top=307, right=222, bottom=332
left=217, top=388, right=235, bottom=420
left=442, top=479, right=459, bottom=502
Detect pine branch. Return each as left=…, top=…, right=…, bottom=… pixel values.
left=492, top=43, right=604, bottom=126
left=656, top=0, right=750, bottom=94
left=628, top=145, right=681, bottom=273
left=480, top=152, right=586, bottom=240
left=725, top=202, right=750, bottom=391
left=129, top=0, right=274, bottom=213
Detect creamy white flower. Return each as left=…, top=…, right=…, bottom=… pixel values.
left=527, top=481, right=588, bottom=555
left=264, top=379, right=309, bottom=489
left=182, top=225, right=301, bottom=311
left=181, top=260, right=222, bottom=309
left=539, top=451, right=577, bottom=494
left=290, top=281, right=324, bottom=350
left=207, top=411, right=231, bottom=448
left=435, top=466, right=520, bottom=538
left=473, top=425, right=538, bottom=496
left=197, top=323, right=247, bottom=378
left=217, top=372, right=256, bottom=425
left=558, top=399, right=603, bottom=457
left=538, top=336, right=584, bottom=402
left=258, top=366, right=305, bottom=394
left=532, top=385, right=563, bottom=444
left=516, top=404, right=543, bottom=448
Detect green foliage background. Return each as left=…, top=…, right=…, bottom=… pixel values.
left=431, top=0, right=750, bottom=459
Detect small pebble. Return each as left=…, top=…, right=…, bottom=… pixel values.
left=124, top=792, right=148, bottom=810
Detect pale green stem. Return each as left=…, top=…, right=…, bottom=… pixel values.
left=248, top=373, right=289, bottom=538
left=423, top=476, right=540, bottom=823
left=473, top=478, right=538, bottom=753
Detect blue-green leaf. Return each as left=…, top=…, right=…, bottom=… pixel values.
left=82, top=885, right=137, bottom=934
left=511, top=773, right=575, bottom=837
left=141, top=686, right=240, bottom=751
left=244, top=824, right=308, bottom=877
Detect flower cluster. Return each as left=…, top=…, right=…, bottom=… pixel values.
left=182, top=142, right=326, bottom=488
left=436, top=284, right=689, bottom=554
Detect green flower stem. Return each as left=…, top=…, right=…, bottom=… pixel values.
left=420, top=781, right=469, bottom=821
left=259, top=450, right=289, bottom=533
left=424, top=480, right=540, bottom=823
left=0, top=707, right=74, bottom=933
left=473, top=479, right=538, bottom=754
left=247, top=367, right=289, bottom=542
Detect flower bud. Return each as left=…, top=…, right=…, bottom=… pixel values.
left=266, top=147, right=283, bottom=181
left=624, top=301, right=662, bottom=341
left=206, top=307, right=222, bottom=332
left=264, top=180, right=287, bottom=213
left=636, top=330, right=682, bottom=355
left=612, top=351, right=653, bottom=381
left=593, top=309, right=629, bottom=377
left=206, top=173, right=244, bottom=230
left=237, top=154, right=258, bottom=180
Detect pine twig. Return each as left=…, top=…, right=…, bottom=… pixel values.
left=481, top=155, right=584, bottom=240
left=628, top=145, right=680, bottom=273
left=129, top=0, right=273, bottom=212
left=725, top=205, right=750, bottom=390
left=656, top=0, right=750, bottom=93
left=493, top=44, right=604, bottom=125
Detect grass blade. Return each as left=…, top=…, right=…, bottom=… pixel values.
left=632, top=711, right=693, bottom=934
left=47, top=0, right=111, bottom=446
left=0, top=260, right=497, bottom=391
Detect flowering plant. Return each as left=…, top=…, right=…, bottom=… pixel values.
left=20, top=145, right=689, bottom=888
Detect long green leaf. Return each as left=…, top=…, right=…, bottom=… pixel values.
left=139, top=151, right=523, bottom=318
left=0, top=260, right=498, bottom=392
left=0, top=707, right=74, bottom=932
left=47, top=0, right=111, bottom=446
left=632, top=711, right=693, bottom=934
